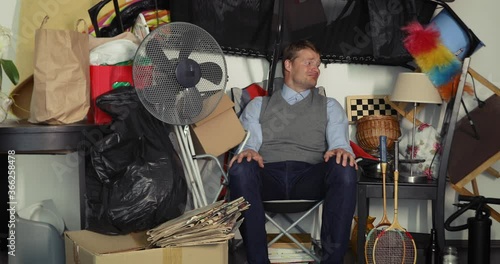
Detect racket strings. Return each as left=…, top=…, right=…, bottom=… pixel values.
left=373, top=230, right=416, bottom=264
left=373, top=230, right=404, bottom=264
left=402, top=232, right=417, bottom=262
left=365, top=228, right=383, bottom=264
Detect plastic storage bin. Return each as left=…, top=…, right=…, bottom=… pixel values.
left=8, top=200, right=65, bottom=264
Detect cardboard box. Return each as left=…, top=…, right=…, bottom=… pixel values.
left=65, top=230, right=228, bottom=264
left=190, top=94, right=246, bottom=157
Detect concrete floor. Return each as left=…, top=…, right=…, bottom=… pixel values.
left=228, top=239, right=500, bottom=264
left=228, top=240, right=356, bottom=264
left=2, top=238, right=499, bottom=264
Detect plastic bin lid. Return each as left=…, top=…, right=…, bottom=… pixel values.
left=17, top=200, right=65, bottom=235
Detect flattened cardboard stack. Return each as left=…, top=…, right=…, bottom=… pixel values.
left=147, top=197, right=249, bottom=247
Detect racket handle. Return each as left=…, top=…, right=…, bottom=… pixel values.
left=394, top=140, right=399, bottom=169
left=394, top=170, right=399, bottom=211
left=379, top=135, right=387, bottom=162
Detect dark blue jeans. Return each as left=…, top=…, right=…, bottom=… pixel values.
left=229, top=159, right=357, bottom=264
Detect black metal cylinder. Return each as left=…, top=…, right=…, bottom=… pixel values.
left=468, top=216, right=492, bottom=264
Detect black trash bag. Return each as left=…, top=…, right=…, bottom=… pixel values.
left=85, top=86, right=187, bottom=235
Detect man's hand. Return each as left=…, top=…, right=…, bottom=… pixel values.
left=324, top=148, right=358, bottom=170
left=229, top=149, right=264, bottom=168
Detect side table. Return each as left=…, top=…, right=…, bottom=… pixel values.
left=0, top=120, right=105, bottom=229
left=356, top=174, right=445, bottom=263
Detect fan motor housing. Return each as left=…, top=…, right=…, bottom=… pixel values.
left=176, top=58, right=202, bottom=87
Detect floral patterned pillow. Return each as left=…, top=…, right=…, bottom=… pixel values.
left=399, top=119, right=442, bottom=179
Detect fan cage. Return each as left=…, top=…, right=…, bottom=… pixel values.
left=134, top=22, right=228, bottom=125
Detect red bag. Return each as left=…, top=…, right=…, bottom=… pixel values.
left=88, top=65, right=134, bottom=124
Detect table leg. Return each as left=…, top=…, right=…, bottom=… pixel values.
left=434, top=196, right=445, bottom=250
left=357, top=185, right=368, bottom=264
left=78, top=149, right=86, bottom=230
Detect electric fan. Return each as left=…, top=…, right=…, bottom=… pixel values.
left=133, top=22, right=228, bottom=208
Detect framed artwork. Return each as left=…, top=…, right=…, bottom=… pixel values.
left=346, top=95, right=398, bottom=124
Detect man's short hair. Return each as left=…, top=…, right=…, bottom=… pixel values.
left=282, top=40, right=320, bottom=73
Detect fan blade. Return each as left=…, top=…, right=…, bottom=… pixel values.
left=178, top=29, right=198, bottom=61
left=146, top=38, right=167, bottom=63
left=177, top=87, right=203, bottom=121
left=199, top=62, right=223, bottom=85
left=143, top=85, right=165, bottom=104
left=144, top=70, right=182, bottom=104
left=146, top=38, right=174, bottom=73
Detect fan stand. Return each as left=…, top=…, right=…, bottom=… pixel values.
left=174, top=125, right=229, bottom=209
left=133, top=22, right=228, bottom=209
left=174, top=125, right=208, bottom=208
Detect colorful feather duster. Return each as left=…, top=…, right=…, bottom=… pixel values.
left=402, top=21, right=472, bottom=101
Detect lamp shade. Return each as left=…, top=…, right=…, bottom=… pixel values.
left=390, top=73, right=443, bottom=104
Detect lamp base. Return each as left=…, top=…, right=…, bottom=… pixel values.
left=399, top=172, right=428, bottom=183
left=400, top=159, right=426, bottom=164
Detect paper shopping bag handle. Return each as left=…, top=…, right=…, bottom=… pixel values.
left=40, top=15, right=49, bottom=29
left=75, top=19, right=89, bottom=34
left=38, top=15, right=88, bottom=34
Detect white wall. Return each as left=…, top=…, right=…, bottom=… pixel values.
left=0, top=1, right=18, bottom=91
left=2, top=0, right=498, bottom=239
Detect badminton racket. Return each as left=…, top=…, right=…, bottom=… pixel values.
left=373, top=140, right=416, bottom=264
left=365, top=136, right=391, bottom=264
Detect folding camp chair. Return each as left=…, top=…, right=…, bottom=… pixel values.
left=264, top=200, right=323, bottom=263
left=230, top=78, right=326, bottom=263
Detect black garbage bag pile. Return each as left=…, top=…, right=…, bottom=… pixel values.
left=85, top=86, right=187, bottom=235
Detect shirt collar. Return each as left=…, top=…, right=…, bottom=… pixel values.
left=281, top=84, right=311, bottom=102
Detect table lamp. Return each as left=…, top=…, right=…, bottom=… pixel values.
left=390, top=72, right=442, bottom=182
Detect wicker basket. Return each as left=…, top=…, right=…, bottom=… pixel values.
left=356, top=115, right=401, bottom=155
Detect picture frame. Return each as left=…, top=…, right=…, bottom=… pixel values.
left=345, top=95, right=398, bottom=124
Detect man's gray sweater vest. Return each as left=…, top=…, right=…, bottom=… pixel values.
left=259, top=88, right=327, bottom=164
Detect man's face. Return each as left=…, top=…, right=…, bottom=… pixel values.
left=285, top=48, right=321, bottom=91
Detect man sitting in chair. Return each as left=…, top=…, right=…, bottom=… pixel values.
left=229, top=40, right=358, bottom=264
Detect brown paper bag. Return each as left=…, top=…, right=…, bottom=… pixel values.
left=29, top=16, right=90, bottom=124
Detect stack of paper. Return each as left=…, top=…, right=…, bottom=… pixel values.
left=267, top=233, right=315, bottom=263
left=268, top=247, right=315, bottom=263
left=147, top=197, right=249, bottom=247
